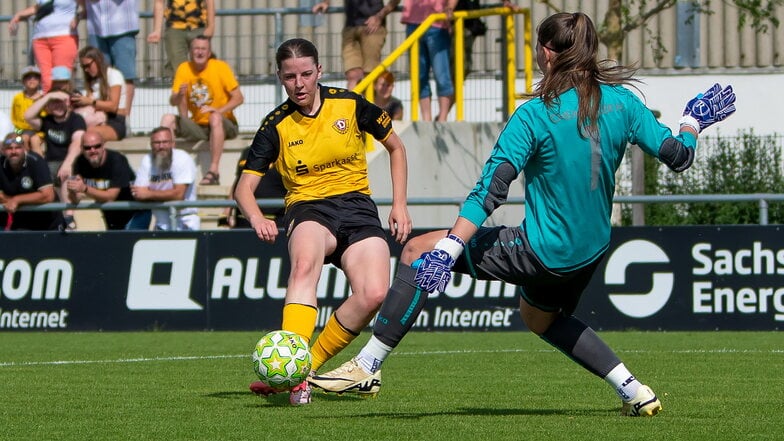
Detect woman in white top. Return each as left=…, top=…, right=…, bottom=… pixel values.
left=8, top=0, right=80, bottom=93
left=73, top=45, right=127, bottom=140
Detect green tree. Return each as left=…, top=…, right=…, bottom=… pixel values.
left=537, top=0, right=782, bottom=62
left=635, top=131, right=784, bottom=225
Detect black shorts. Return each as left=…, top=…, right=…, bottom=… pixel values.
left=105, top=113, right=127, bottom=140
left=283, top=192, right=385, bottom=269
left=452, top=225, right=604, bottom=315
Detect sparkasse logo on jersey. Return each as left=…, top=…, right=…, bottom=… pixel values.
left=604, top=239, right=673, bottom=318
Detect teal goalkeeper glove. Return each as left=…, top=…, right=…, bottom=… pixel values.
left=679, top=83, right=737, bottom=133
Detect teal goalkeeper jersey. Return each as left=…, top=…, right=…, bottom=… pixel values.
left=458, top=84, right=697, bottom=271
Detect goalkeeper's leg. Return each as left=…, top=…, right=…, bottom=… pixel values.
left=523, top=300, right=661, bottom=416
left=310, top=231, right=447, bottom=392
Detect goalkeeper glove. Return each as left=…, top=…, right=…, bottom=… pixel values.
left=679, top=83, right=736, bottom=133
left=413, top=234, right=465, bottom=293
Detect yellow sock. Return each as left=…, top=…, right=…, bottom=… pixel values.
left=310, top=314, right=358, bottom=372
left=281, top=303, right=318, bottom=344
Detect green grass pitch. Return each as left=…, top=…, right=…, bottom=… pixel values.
left=1, top=331, right=782, bottom=441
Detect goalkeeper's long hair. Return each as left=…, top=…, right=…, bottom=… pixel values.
left=528, top=12, right=641, bottom=138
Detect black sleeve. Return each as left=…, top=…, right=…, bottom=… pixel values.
left=356, top=92, right=393, bottom=141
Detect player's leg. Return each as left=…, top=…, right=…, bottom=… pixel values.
left=310, top=236, right=390, bottom=369
left=519, top=265, right=661, bottom=417
left=310, top=229, right=449, bottom=394
left=251, top=219, right=336, bottom=400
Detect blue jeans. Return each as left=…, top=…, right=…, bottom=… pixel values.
left=125, top=210, right=152, bottom=230
left=88, top=31, right=138, bottom=81
left=406, top=25, right=454, bottom=99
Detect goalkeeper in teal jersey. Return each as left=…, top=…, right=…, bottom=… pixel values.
left=311, top=12, right=736, bottom=416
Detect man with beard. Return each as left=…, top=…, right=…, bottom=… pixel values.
left=66, top=129, right=151, bottom=230
left=131, top=126, right=200, bottom=230
left=0, top=133, right=62, bottom=231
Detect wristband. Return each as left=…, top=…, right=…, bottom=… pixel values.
left=434, top=233, right=465, bottom=260
left=678, top=115, right=700, bottom=134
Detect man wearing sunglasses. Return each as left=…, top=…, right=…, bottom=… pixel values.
left=0, top=133, right=62, bottom=231
left=66, top=129, right=151, bottom=230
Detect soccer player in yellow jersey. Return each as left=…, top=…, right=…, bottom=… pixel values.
left=234, top=38, right=412, bottom=405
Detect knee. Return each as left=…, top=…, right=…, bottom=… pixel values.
left=400, top=235, right=434, bottom=265
left=208, top=112, right=224, bottom=128
left=160, top=113, right=176, bottom=128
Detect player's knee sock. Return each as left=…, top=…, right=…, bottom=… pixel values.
left=540, top=315, right=625, bottom=383
left=372, top=263, right=427, bottom=348
left=604, top=363, right=642, bottom=402
left=355, top=264, right=425, bottom=373
left=309, top=313, right=358, bottom=372
left=281, top=303, right=318, bottom=344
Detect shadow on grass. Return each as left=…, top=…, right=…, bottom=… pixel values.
left=311, top=407, right=617, bottom=418
left=205, top=390, right=617, bottom=416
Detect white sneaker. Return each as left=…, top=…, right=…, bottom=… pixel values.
left=621, top=385, right=662, bottom=416
left=309, top=357, right=381, bottom=397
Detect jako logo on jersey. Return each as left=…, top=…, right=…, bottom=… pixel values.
left=126, top=239, right=203, bottom=310
left=287, top=139, right=303, bottom=147
left=295, top=160, right=309, bottom=175
left=604, top=239, right=673, bottom=318
left=332, top=118, right=348, bottom=134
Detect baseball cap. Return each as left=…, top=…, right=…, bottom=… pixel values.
left=20, top=65, right=41, bottom=80
left=51, top=66, right=72, bottom=81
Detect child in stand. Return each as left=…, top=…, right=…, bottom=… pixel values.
left=10, top=66, right=44, bottom=156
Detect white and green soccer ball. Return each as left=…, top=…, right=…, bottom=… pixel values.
left=252, top=330, right=312, bottom=388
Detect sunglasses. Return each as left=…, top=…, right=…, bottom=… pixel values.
left=80, top=59, right=96, bottom=69
left=3, top=135, right=24, bottom=146
left=82, top=143, right=103, bottom=151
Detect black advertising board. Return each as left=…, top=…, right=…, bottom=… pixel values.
left=0, top=226, right=782, bottom=331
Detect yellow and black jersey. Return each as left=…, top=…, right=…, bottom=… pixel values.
left=244, top=85, right=393, bottom=207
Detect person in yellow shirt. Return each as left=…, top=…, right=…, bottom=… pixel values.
left=160, top=35, right=244, bottom=185
left=10, top=66, right=44, bottom=155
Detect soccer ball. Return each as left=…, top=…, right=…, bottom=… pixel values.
left=252, top=330, right=312, bottom=389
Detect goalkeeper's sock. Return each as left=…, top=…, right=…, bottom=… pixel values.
left=605, top=363, right=642, bottom=402
left=371, top=263, right=428, bottom=348
left=309, top=313, right=358, bottom=372
left=540, top=315, right=622, bottom=380
left=356, top=336, right=394, bottom=374
left=281, top=303, right=318, bottom=344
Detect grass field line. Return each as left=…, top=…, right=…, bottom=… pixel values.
left=1, top=347, right=781, bottom=368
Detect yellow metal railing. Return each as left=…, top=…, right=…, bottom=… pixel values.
left=355, top=7, right=532, bottom=122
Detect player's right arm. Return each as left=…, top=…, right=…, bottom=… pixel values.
left=236, top=172, right=278, bottom=243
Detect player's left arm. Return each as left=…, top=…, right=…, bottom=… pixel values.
left=380, top=131, right=412, bottom=243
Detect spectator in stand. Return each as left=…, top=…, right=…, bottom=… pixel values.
left=373, top=70, right=403, bottom=120
left=401, top=0, right=457, bottom=121
left=24, top=67, right=87, bottom=231
left=452, top=0, right=517, bottom=77
left=72, top=46, right=128, bottom=141
left=131, top=126, right=200, bottom=231
left=160, top=35, right=244, bottom=186
left=8, top=0, right=80, bottom=93
left=312, top=0, right=401, bottom=90
left=0, top=133, right=62, bottom=231
left=66, top=129, right=151, bottom=230
left=10, top=66, right=45, bottom=156
left=50, top=65, right=75, bottom=94
left=147, top=0, right=215, bottom=77
left=79, top=0, right=139, bottom=128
